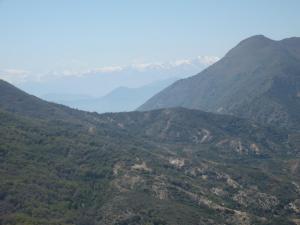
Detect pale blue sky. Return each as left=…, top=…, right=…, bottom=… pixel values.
left=0, top=0, right=300, bottom=74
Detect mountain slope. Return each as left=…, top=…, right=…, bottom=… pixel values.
left=43, top=78, right=178, bottom=113
left=0, top=79, right=93, bottom=123
left=138, top=35, right=300, bottom=129
left=1, top=79, right=300, bottom=225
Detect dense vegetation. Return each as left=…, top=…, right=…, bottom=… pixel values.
left=0, top=79, right=299, bottom=224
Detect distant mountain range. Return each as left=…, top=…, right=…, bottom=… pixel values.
left=17, top=56, right=216, bottom=98
left=42, top=78, right=178, bottom=113
left=139, top=35, right=300, bottom=130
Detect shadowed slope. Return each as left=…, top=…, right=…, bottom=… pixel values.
left=139, top=35, right=300, bottom=129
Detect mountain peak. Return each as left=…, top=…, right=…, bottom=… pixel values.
left=224, top=35, right=274, bottom=58
left=246, top=34, right=271, bottom=40
left=233, top=35, right=300, bottom=51
left=239, top=34, right=273, bottom=44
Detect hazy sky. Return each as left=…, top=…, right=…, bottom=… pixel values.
left=0, top=0, right=299, bottom=85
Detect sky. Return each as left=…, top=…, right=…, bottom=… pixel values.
left=0, top=0, right=300, bottom=92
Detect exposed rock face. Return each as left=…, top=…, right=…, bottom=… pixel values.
left=169, top=158, right=185, bottom=168
left=286, top=200, right=300, bottom=213
left=233, top=188, right=279, bottom=210
left=131, top=161, right=152, bottom=172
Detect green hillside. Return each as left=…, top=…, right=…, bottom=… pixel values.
left=0, top=79, right=299, bottom=225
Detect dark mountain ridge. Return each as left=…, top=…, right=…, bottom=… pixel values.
left=139, top=35, right=300, bottom=130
